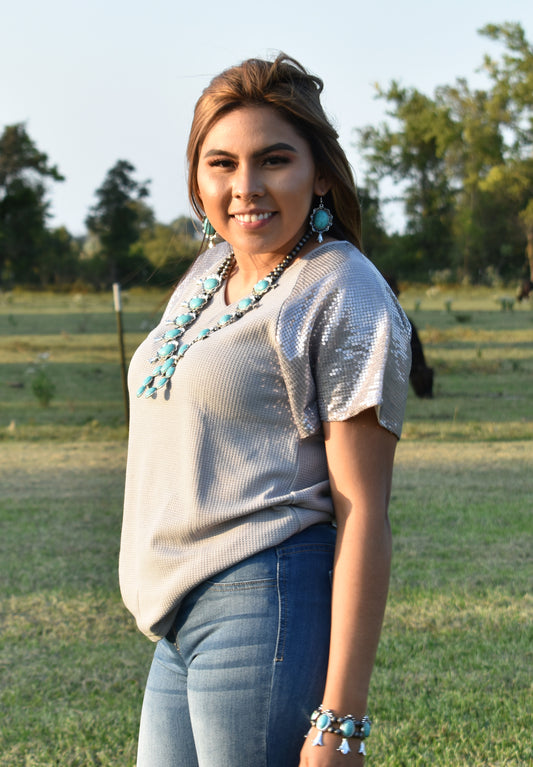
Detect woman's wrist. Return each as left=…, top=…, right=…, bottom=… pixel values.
left=320, top=698, right=368, bottom=720
left=308, top=705, right=371, bottom=756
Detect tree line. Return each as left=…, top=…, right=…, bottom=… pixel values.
left=357, top=22, right=533, bottom=284
left=1, top=21, right=531, bottom=290
left=0, top=141, right=199, bottom=290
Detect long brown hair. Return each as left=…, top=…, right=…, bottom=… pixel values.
left=187, top=53, right=361, bottom=250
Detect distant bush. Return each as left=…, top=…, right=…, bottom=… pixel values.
left=30, top=367, right=56, bottom=407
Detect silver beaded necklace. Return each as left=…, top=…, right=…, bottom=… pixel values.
left=137, top=231, right=312, bottom=399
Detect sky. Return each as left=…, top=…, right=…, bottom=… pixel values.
left=2, top=0, right=532, bottom=235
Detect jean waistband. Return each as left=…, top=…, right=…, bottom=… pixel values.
left=164, top=523, right=335, bottom=644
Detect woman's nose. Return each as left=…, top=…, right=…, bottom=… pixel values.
left=232, top=164, right=264, bottom=200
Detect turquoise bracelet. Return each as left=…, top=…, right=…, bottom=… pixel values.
left=309, top=706, right=371, bottom=756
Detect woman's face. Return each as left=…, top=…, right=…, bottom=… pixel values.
left=196, top=105, right=328, bottom=261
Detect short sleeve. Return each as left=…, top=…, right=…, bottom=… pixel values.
left=277, top=243, right=411, bottom=439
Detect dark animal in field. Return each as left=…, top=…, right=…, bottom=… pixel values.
left=408, top=319, right=434, bottom=398
left=516, top=279, right=533, bottom=301
left=382, top=273, right=434, bottom=398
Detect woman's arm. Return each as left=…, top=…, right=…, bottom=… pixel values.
left=299, top=407, right=398, bottom=766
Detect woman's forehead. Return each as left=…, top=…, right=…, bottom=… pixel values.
left=201, top=105, right=307, bottom=153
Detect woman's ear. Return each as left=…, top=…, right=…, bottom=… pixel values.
left=314, top=172, right=331, bottom=197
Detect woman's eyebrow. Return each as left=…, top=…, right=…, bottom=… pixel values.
left=254, top=142, right=298, bottom=157
left=203, top=142, right=298, bottom=159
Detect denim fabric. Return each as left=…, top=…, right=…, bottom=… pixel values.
left=136, top=524, right=336, bottom=767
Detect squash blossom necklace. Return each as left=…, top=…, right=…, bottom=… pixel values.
left=137, top=230, right=312, bottom=399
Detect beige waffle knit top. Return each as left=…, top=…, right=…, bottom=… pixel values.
left=119, top=241, right=411, bottom=640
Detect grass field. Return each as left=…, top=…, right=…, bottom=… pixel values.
left=0, top=287, right=532, bottom=765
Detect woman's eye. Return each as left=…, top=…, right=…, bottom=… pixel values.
left=263, top=155, right=290, bottom=166
left=208, top=158, right=235, bottom=168
left=206, top=155, right=290, bottom=169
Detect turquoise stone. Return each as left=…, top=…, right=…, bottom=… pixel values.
left=151, top=365, right=162, bottom=376
left=136, top=384, right=147, bottom=398
left=340, top=719, right=356, bottom=738
left=316, top=713, right=330, bottom=731
left=189, top=295, right=207, bottom=310
left=202, top=218, right=216, bottom=237
left=312, top=208, right=331, bottom=231
left=157, top=342, right=175, bottom=358
left=165, top=364, right=177, bottom=378
left=174, top=313, right=194, bottom=327
left=218, top=313, right=233, bottom=326
left=203, top=276, right=220, bottom=292
left=253, top=278, right=270, bottom=295
left=164, top=327, right=184, bottom=340
left=237, top=297, right=253, bottom=311
left=155, top=377, right=167, bottom=388
left=176, top=343, right=189, bottom=357
left=144, top=386, right=157, bottom=398
left=141, top=375, right=153, bottom=387
left=161, top=358, right=175, bottom=373
left=363, top=720, right=371, bottom=738
left=197, top=328, right=210, bottom=339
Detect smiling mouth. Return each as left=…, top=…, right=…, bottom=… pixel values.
left=233, top=212, right=275, bottom=223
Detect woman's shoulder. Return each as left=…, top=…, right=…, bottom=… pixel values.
left=294, top=239, right=411, bottom=336
left=300, top=240, right=392, bottom=297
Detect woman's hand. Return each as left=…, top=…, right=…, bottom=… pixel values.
left=299, top=732, right=365, bottom=766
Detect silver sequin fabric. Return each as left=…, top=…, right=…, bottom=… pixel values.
left=119, top=241, right=412, bottom=640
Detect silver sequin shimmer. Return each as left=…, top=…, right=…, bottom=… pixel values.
left=119, top=241, right=412, bottom=640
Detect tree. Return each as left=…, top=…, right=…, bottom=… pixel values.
left=436, top=78, right=507, bottom=278
left=480, top=22, right=533, bottom=153
left=358, top=187, right=390, bottom=262
left=0, top=124, right=64, bottom=285
left=357, top=85, right=456, bottom=278
left=85, top=160, right=152, bottom=286
left=478, top=23, right=533, bottom=280
left=40, top=227, right=82, bottom=288
left=356, top=22, right=533, bottom=282
left=519, top=199, right=533, bottom=280
left=135, top=216, right=199, bottom=285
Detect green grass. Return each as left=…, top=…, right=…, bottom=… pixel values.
left=376, top=441, right=532, bottom=766
left=0, top=442, right=151, bottom=766
left=401, top=295, right=533, bottom=442
left=0, top=287, right=532, bottom=765
left=0, top=288, right=165, bottom=441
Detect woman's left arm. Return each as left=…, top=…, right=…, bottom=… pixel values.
left=299, top=406, right=398, bottom=766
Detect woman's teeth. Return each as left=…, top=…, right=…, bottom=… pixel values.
left=234, top=212, right=273, bottom=223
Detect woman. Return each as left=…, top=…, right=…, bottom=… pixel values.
left=119, top=54, right=411, bottom=767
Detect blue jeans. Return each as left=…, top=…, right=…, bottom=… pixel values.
left=136, top=524, right=336, bottom=767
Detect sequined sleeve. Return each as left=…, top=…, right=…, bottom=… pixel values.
left=277, top=243, right=411, bottom=439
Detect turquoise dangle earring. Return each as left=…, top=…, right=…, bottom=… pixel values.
left=310, top=197, right=333, bottom=243
left=202, top=216, right=217, bottom=248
